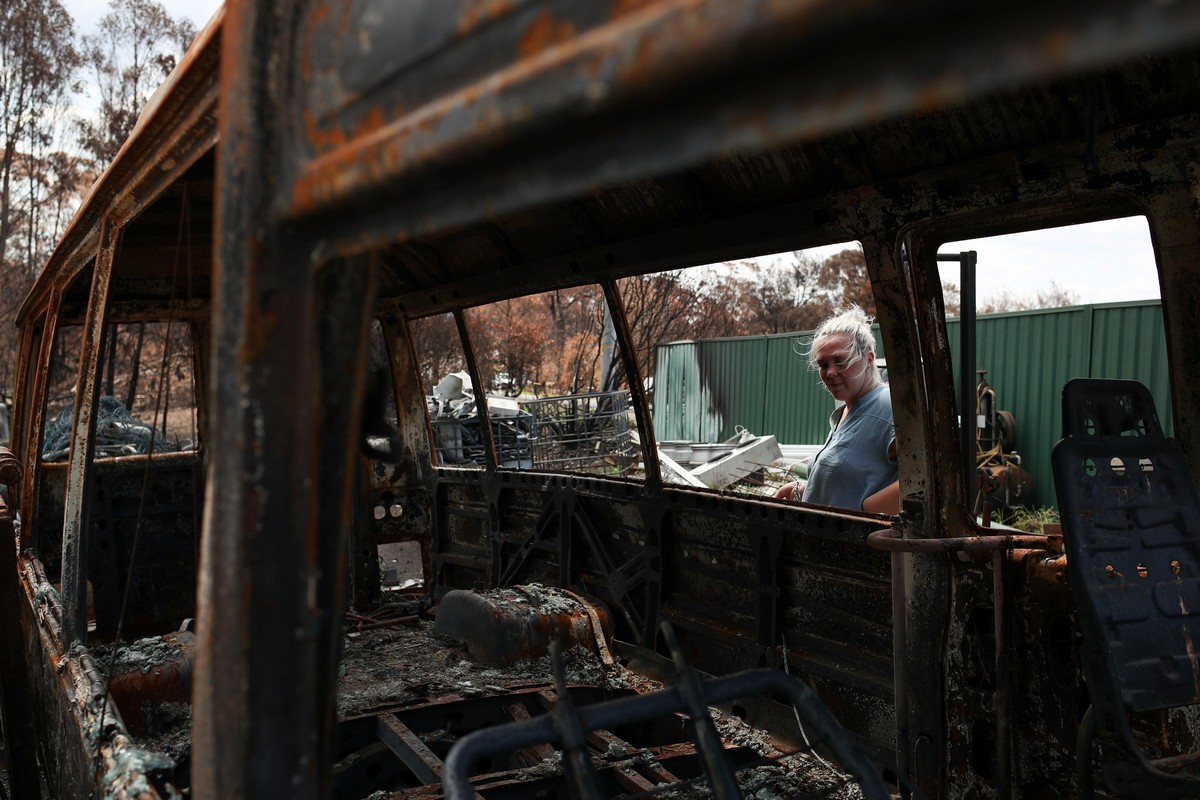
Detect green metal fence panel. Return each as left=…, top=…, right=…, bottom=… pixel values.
left=763, top=333, right=835, bottom=445
left=1089, top=303, right=1173, bottom=431
left=653, top=301, right=1169, bottom=510
left=652, top=337, right=775, bottom=443
left=696, top=337, right=773, bottom=442
left=654, top=342, right=710, bottom=442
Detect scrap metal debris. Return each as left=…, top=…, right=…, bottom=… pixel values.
left=41, top=396, right=189, bottom=462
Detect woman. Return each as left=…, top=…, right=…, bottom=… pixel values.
left=775, top=306, right=899, bottom=514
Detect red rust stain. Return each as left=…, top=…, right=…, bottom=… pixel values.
left=457, top=0, right=517, bottom=37
left=300, top=4, right=332, bottom=82
left=518, top=12, right=577, bottom=60
left=241, top=322, right=275, bottom=371
left=352, top=106, right=388, bottom=139
left=611, top=0, right=661, bottom=19
left=336, top=1, right=354, bottom=36
left=616, top=26, right=658, bottom=85
left=304, top=108, right=347, bottom=152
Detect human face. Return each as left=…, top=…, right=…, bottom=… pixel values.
left=813, top=334, right=875, bottom=405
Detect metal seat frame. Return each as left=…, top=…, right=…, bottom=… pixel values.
left=1052, top=378, right=1200, bottom=799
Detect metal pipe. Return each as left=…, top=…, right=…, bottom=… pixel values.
left=938, top=251, right=977, bottom=511
left=662, top=623, right=743, bottom=800
left=550, top=642, right=607, bottom=800
left=443, top=667, right=890, bottom=800
left=891, top=550, right=910, bottom=783
left=868, top=528, right=1061, bottom=554
left=993, top=546, right=1010, bottom=800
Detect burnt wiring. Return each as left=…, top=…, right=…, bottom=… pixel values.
left=782, top=632, right=836, bottom=772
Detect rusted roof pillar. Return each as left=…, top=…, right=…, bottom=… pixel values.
left=62, top=221, right=117, bottom=645
left=18, top=289, right=61, bottom=547
left=1143, top=181, right=1200, bottom=482
left=862, top=232, right=954, bottom=798
left=194, top=0, right=372, bottom=796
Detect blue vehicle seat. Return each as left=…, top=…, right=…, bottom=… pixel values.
left=1052, top=378, right=1200, bottom=798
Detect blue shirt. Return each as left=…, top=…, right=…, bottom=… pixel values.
left=802, top=384, right=897, bottom=510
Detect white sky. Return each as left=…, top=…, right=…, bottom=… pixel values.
left=938, top=215, right=1158, bottom=306
left=801, top=216, right=1158, bottom=309
left=63, top=2, right=1161, bottom=309
left=67, top=0, right=221, bottom=38
left=64, top=0, right=222, bottom=110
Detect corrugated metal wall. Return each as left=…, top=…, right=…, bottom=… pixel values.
left=653, top=300, right=1170, bottom=509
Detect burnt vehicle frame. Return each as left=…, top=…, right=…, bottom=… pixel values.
left=3, top=1, right=1200, bottom=798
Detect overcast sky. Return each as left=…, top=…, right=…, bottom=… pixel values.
left=68, top=0, right=221, bottom=37
left=939, top=215, right=1158, bottom=307
left=62, top=1, right=1162, bottom=309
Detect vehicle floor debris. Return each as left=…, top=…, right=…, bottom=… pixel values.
left=337, top=600, right=867, bottom=799
left=96, top=592, right=865, bottom=799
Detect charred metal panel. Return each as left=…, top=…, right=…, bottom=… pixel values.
left=88, top=453, right=202, bottom=639
left=413, top=470, right=902, bottom=765
left=19, top=555, right=182, bottom=799
left=0, top=459, right=42, bottom=800
left=1009, top=551, right=1085, bottom=798
left=281, top=2, right=1200, bottom=263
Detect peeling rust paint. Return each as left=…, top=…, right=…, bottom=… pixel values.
left=610, top=0, right=661, bottom=19
left=517, top=11, right=577, bottom=60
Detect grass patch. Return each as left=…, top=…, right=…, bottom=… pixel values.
left=1003, top=505, right=1060, bottom=532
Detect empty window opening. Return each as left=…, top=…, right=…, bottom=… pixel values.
left=619, top=243, right=896, bottom=512
left=937, top=215, right=1163, bottom=519
left=463, top=287, right=643, bottom=478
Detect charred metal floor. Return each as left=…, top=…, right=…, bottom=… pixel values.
left=100, top=589, right=869, bottom=799
left=335, top=615, right=867, bottom=799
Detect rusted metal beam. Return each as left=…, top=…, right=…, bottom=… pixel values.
left=61, top=220, right=117, bottom=645
left=602, top=279, right=659, bottom=492
left=195, top=2, right=379, bottom=795
left=376, top=714, right=444, bottom=784
left=868, top=528, right=1062, bottom=555
left=193, top=252, right=378, bottom=799
left=283, top=0, right=1200, bottom=259
left=20, top=288, right=62, bottom=549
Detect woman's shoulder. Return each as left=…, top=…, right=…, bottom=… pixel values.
left=861, top=384, right=892, bottom=411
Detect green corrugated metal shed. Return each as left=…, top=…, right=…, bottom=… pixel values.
left=653, top=300, right=1170, bottom=509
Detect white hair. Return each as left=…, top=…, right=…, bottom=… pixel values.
left=800, top=305, right=882, bottom=384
